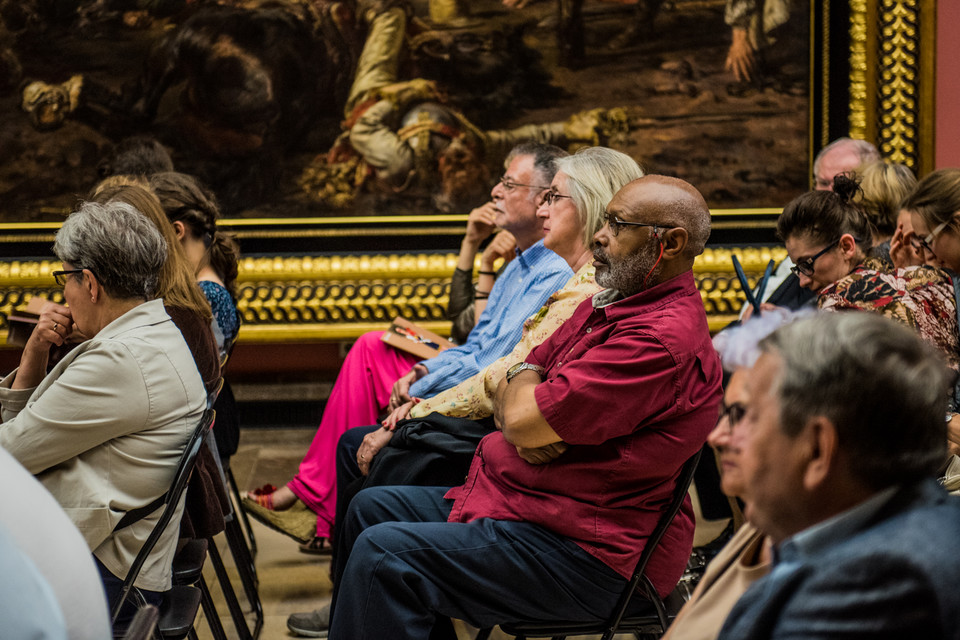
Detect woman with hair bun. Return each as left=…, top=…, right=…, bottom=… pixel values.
left=777, top=174, right=958, bottom=369
left=149, top=172, right=242, bottom=458
left=148, top=172, right=241, bottom=357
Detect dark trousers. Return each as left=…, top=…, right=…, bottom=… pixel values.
left=95, top=557, right=163, bottom=632
left=328, top=485, right=650, bottom=640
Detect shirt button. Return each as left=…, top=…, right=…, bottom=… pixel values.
left=586, top=327, right=592, bottom=333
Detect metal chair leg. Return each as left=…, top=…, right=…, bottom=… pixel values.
left=227, top=467, right=258, bottom=557
left=225, top=512, right=259, bottom=589
left=223, top=521, right=263, bottom=637
left=197, top=574, right=229, bottom=640
left=207, top=541, right=254, bottom=640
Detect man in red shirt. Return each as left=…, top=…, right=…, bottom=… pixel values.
left=287, top=175, right=723, bottom=640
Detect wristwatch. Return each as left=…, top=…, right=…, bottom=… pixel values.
left=506, top=362, right=545, bottom=382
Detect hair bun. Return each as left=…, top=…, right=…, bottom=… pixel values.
left=832, top=172, right=862, bottom=203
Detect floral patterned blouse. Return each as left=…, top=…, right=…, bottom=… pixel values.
left=410, top=264, right=601, bottom=420
left=818, top=258, right=959, bottom=370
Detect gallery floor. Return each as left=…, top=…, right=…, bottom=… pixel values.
left=202, top=427, right=505, bottom=640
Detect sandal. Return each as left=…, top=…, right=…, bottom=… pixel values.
left=240, top=496, right=317, bottom=545
left=245, top=484, right=279, bottom=510
left=299, top=536, right=334, bottom=556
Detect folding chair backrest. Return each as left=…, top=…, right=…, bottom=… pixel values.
left=604, top=448, right=703, bottom=634
left=111, top=408, right=217, bottom=623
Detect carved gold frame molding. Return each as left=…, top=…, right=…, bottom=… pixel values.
left=0, top=245, right=786, bottom=345
left=847, top=0, right=935, bottom=174
left=0, top=2, right=935, bottom=344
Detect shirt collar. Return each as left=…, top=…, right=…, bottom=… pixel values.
left=776, top=484, right=899, bottom=563
left=97, top=299, right=168, bottom=340
left=591, top=270, right=698, bottom=320
left=514, top=239, right=550, bottom=270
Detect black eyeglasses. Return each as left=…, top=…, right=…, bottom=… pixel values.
left=499, top=175, right=550, bottom=193
left=602, top=212, right=675, bottom=238
left=52, top=269, right=84, bottom=286
left=913, top=220, right=950, bottom=255
left=540, top=190, right=574, bottom=207
left=716, top=401, right=747, bottom=433
left=789, top=239, right=842, bottom=277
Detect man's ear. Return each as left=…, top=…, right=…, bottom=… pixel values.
left=800, top=416, right=838, bottom=491
left=660, top=227, right=689, bottom=260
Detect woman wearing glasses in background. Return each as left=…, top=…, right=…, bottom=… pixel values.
left=775, top=175, right=958, bottom=372
left=898, top=168, right=960, bottom=459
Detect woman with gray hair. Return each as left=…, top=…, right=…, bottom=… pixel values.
left=376, top=146, right=643, bottom=429
left=243, top=147, right=644, bottom=555
left=0, top=201, right=207, bottom=630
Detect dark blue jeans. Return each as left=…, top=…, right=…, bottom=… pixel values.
left=329, top=485, right=650, bottom=640
left=95, top=557, right=163, bottom=632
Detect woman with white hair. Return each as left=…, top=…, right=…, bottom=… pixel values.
left=0, top=201, right=207, bottom=629
left=245, top=147, right=645, bottom=555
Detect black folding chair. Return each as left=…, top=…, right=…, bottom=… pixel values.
left=111, top=408, right=217, bottom=638
left=476, top=449, right=702, bottom=640
left=120, top=604, right=159, bottom=640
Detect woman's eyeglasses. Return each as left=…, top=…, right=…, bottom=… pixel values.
left=52, top=269, right=84, bottom=286
left=913, top=219, right=950, bottom=255
left=789, top=239, right=842, bottom=277
left=540, top=190, right=573, bottom=207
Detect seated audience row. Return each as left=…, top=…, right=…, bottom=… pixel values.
left=241, top=142, right=576, bottom=550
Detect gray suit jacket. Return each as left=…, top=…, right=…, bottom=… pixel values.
left=0, top=300, right=206, bottom=591
left=718, top=479, right=960, bottom=639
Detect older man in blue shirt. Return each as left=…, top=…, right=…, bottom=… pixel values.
left=391, top=145, right=572, bottom=403
left=243, top=142, right=572, bottom=546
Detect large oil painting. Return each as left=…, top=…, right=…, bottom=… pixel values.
left=0, top=0, right=810, bottom=223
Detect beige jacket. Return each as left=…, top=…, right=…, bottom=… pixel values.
left=0, top=300, right=206, bottom=591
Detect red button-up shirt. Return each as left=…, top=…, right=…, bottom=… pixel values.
left=446, top=270, right=722, bottom=596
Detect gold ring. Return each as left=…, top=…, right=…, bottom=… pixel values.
left=360, top=454, right=366, bottom=461
left=53, top=322, right=59, bottom=332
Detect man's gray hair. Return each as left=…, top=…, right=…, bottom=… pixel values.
left=713, top=307, right=814, bottom=371
left=54, top=201, right=167, bottom=300
left=505, top=143, right=568, bottom=188
left=760, top=312, right=950, bottom=490
left=813, top=137, right=881, bottom=175
left=557, top=147, right=644, bottom=248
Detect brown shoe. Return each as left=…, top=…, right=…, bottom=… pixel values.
left=241, top=496, right=317, bottom=544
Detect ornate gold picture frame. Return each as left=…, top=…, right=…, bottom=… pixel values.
left=0, top=1, right=934, bottom=345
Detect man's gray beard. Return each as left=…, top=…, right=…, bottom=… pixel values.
left=595, top=242, right=661, bottom=297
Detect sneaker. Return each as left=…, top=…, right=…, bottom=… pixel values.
left=287, top=603, right=331, bottom=638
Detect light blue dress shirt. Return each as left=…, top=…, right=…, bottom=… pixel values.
left=410, top=239, right=572, bottom=398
